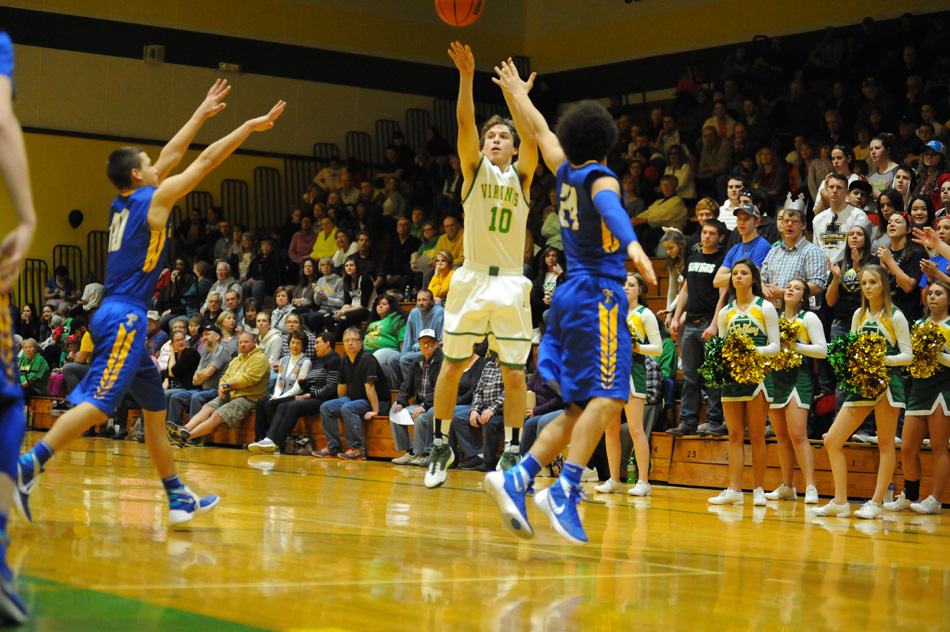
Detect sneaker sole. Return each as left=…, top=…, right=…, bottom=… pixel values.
left=247, top=444, right=262, bottom=453
left=627, top=487, right=651, bottom=497
left=534, top=488, right=587, bottom=545
left=0, top=586, right=28, bottom=626
left=484, top=472, right=534, bottom=540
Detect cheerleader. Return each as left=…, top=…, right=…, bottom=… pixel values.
left=885, top=280, right=950, bottom=514
left=595, top=273, right=662, bottom=496
left=813, top=265, right=912, bottom=519
left=708, top=258, right=779, bottom=506
left=765, top=278, right=826, bottom=504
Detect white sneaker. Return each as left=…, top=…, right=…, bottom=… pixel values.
left=884, top=491, right=912, bottom=511
left=764, top=484, right=797, bottom=501
left=391, top=452, right=415, bottom=465
left=910, top=495, right=941, bottom=515
left=922, top=438, right=931, bottom=446
left=894, top=436, right=901, bottom=446
left=581, top=467, right=599, bottom=482
left=866, top=435, right=879, bottom=444
left=628, top=480, right=651, bottom=496
left=708, top=488, right=743, bottom=505
left=531, top=328, right=542, bottom=343
left=594, top=478, right=622, bottom=494
left=256, top=437, right=278, bottom=453
left=810, top=500, right=850, bottom=517
left=804, top=485, right=819, bottom=504
left=753, top=487, right=767, bottom=506
left=855, top=500, right=883, bottom=519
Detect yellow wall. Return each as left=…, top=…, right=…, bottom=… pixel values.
left=0, top=132, right=283, bottom=265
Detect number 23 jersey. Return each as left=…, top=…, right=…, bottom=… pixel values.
left=104, top=186, right=170, bottom=305
left=461, top=155, right=528, bottom=270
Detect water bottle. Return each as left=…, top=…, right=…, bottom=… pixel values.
left=884, top=482, right=894, bottom=503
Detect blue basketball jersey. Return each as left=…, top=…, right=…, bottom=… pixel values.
left=0, top=32, right=14, bottom=80
left=104, top=186, right=170, bottom=305
left=555, top=161, right=628, bottom=282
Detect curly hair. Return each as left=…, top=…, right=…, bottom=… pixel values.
left=555, top=101, right=618, bottom=165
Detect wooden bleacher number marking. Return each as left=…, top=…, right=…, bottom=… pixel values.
left=686, top=450, right=697, bottom=459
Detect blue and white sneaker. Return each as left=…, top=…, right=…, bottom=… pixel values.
left=484, top=469, right=534, bottom=540
left=0, top=534, right=28, bottom=625
left=168, top=486, right=220, bottom=526
left=534, top=476, right=589, bottom=545
left=13, top=454, right=43, bottom=523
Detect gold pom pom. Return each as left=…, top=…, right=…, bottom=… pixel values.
left=849, top=333, right=889, bottom=398
left=769, top=317, right=804, bottom=372
left=722, top=334, right=768, bottom=384
left=909, top=321, right=946, bottom=379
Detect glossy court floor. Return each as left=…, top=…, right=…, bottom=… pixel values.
left=7, top=431, right=949, bottom=631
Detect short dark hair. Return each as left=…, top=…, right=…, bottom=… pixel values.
left=106, top=146, right=145, bottom=190
left=555, top=101, right=618, bottom=165
left=704, top=218, right=729, bottom=238
left=479, top=115, right=520, bottom=149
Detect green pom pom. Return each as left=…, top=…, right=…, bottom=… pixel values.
left=699, top=336, right=729, bottom=389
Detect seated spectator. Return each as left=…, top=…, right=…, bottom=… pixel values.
left=288, top=216, right=318, bottom=265
left=249, top=331, right=341, bottom=453
left=251, top=330, right=312, bottom=449
left=44, top=265, right=79, bottom=306
left=314, top=156, right=346, bottom=193
left=428, top=250, right=455, bottom=303
left=665, top=145, right=696, bottom=201
left=518, top=369, right=565, bottom=459
left=161, top=330, right=200, bottom=396
left=704, top=99, right=737, bottom=140
left=237, top=233, right=256, bottom=279
left=77, top=272, right=104, bottom=312
left=255, top=311, right=283, bottom=365
left=279, top=312, right=317, bottom=363
left=412, top=222, right=440, bottom=284
left=382, top=176, right=407, bottom=219
left=310, top=216, right=338, bottom=262
left=156, top=317, right=188, bottom=372
left=696, top=126, right=732, bottom=197
left=18, top=339, right=49, bottom=398
left=752, top=146, right=789, bottom=209
left=243, top=239, right=282, bottom=306
left=304, top=257, right=344, bottom=333
left=263, top=286, right=292, bottom=333
left=291, top=257, right=319, bottom=316
left=452, top=352, right=505, bottom=471
left=409, top=207, right=427, bottom=240
left=182, top=261, right=213, bottom=316
left=435, top=216, right=464, bottom=266
left=386, top=289, right=444, bottom=386
left=240, top=298, right=259, bottom=336
left=165, top=325, right=236, bottom=429
left=353, top=232, right=384, bottom=289
left=324, top=256, right=375, bottom=342
left=36, top=304, right=53, bottom=343
left=145, top=311, right=169, bottom=358
left=312, top=327, right=392, bottom=460
left=217, top=310, right=239, bottom=355
left=530, top=247, right=564, bottom=338
left=339, top=172, right=359, bottom=206
left=186, top=313, right=205, bottom=350
left=170, top=332, right=270, bottom=443
left=209, top=218, right=235, bottom=265
left=390, top=329, right=443, bottom=465
left=540, top=188, right=563, bottom=251
left=18, top=303, right=39, bottom=341
left=174, top=208, right=207, bottom=258
left=383, top=218, right=422, bottom=292
left=204, top=262, right=241, bottom=314
left=632, top=175, right=688, bottom=255
left=435, top=156, right=464, bottom=220
left=331, top=229, right=358, bottom=269
left=223, top=290, right=244, bottom=327
left=60, top=315, right=92, bottom=401
left=363, top=294, right=407, bottom=384
left=204, top=292, right=224, bottom=326
left=37, top=313, right=65, bottom=369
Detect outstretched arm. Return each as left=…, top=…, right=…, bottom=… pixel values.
left=149, top=100, right=286, bottom=230
left=448, top=42, right=481, bottom=184
left=153, top=79, right=231, bottom=181
left=0, top=71, right=36, bottom=291
left=494, top=59, right=538, bottom=193
left=492, top=59, right=566, bottom=173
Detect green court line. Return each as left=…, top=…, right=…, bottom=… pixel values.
left=15, top=575, right=272, bottom=632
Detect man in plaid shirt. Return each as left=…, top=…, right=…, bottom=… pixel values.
left=452, top=352, right=505, bottom=471
left=390, top=330, right=444, bottom=466
left=760, top=204, right=827, bottom=303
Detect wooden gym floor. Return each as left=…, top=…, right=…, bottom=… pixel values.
left=7, top=431, right=949, bottom=631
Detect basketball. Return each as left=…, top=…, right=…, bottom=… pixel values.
left=435, top=0, right=484, bottom=27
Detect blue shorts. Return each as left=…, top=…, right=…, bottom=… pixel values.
left=538, top=275, right=631, bottom=405
left=68, top=298, right=165, bottom=417
left=0, top=291, right=25, bottom=480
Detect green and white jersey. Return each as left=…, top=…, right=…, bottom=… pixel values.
left=461, top=155, right=529, bottom=270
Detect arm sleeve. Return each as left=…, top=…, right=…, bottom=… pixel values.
left=314, top=359, right=342, bottom=400
left=795, top=312, right=827, bottom=359
left=637, top=310, right=663, bottom=357
left=884, top=311, right=913, bottom=366
left=757, top=301, right=780, bottom=357
left=592, top=189, right=637, bottom=247
left=717, top=307, right=728, bottom=338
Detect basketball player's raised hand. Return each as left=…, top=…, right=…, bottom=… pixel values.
left=248, top=101, right=287, bottom=132
left=491, top=59, right=536, bottom=97
left=448, top=41, right=475, bottom=76
left=196, top=79, right=231, bottom=119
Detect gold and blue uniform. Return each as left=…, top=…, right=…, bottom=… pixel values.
left=906, top=316, right=950, bottom=416
left=717, top=296, right=779, bottom=401
left=843, top=307, right=912, bottom=408
left=539, top=162, right=638, bottom=404
left=769, top=311, right=827, bottom=409
left=68, top=186, right=169, bottom=415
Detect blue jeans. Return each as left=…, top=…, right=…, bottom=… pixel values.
left=447, top=404, right=481, bottom=459
left=390, top=404, right=430, bottom=454
left=521, top=410, right=564, bottom=454
left=373, top=348, right=401, bottom=386
left=167, top=389, right=217, bottom=423
left=679, top=318, right=722, bottom=431
left=387, top=351, right=423, bottom=387
left=320, top=396, right=391, bottom=452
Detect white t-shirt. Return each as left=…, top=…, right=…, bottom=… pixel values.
left=811, top=205, right=872, bottom=262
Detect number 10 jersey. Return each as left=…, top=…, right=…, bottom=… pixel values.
left=104, top=186, right=170, bottom=305
left=460, top=155, right=528, bottom=271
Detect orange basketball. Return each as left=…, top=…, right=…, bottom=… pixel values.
left=435, top=0, right=485, bottom=27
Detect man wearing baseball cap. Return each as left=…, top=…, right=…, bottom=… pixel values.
left=712, top=202, right=772, bottom=289
left=146, top=310, right=168, bottom=358
left=390, top=329, right=443, bottom=466
left=165, top=324, right=235, bottom=439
